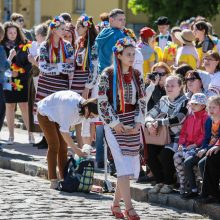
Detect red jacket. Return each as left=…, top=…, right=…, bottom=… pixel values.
left=179, top=109, right=208, bottom=147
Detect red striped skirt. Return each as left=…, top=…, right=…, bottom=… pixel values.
left=33, top=74, right=69, bottom=115
left=112, top=110, right=141, bottom=156
left=70, top=70, right=89, bottom=96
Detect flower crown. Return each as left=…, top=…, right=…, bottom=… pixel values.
left=112, top=37, right=136, bottom=54
left=124, top=28, right=137, bottom=41
left=50, top=16, right=65, bottom=29
left=100, top=21, right=109, bottom=28
left=80, top=15, right=93, bottom=28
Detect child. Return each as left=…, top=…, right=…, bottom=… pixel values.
left=137, top=27, right=162, bottom=81
left=154, top=16, right=172, bottom=51
left=174, top=29, right=199, bottom=69
left=198, top=96, right=220, bottom=203
left=173, top=93, right=208, bottom=195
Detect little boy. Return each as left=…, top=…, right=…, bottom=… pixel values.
left=155, top=16, right=172, bottom=51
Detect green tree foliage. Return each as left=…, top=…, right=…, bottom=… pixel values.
left=128, top=0, right=220, bottom=25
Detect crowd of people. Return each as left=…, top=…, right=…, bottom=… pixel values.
left=0, top=7, right=220, bottom=220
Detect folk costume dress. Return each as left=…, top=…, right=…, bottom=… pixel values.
left=70, top=37, right=97, bottom=96
left=3, top=40, right=32, bottom=103
left=33, top=40, right=74, bottom=120
left=98, top=67, right=146, bottom=179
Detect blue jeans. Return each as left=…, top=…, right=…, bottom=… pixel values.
left=0, top=84, right=5, bottom=131
left=95, top=125, right=104, bottom=163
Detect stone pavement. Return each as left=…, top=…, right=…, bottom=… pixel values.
left=0, top=126, right=219, bottom=219
left=0, top=168, right=209, bottom=220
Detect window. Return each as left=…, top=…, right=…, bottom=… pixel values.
left=75, top=0, right=85, bottom=13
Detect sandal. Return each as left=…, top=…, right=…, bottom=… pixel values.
left=124, top=208, right=140, bottom=220
left=111, top=205, right=124, bottom=219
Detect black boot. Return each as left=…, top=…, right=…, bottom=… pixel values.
left=33, top=136, right=46, bottom=147
left=37, top=137, right=48, bottom=149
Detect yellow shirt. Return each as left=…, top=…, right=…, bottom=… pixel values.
left=163, top=42, right=178, bottom=66
left=178, top=54, right=198, bottom=69
left=143, top=46, right=163, bottom=80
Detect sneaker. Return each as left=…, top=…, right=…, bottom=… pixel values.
left=7, top=137, right=14, bottom=145
left=29, top=133, right=35, bottom=144
left=50, top=179, right=59, bottom=189
left=149, top=183, right=164, bottom=193
left=160, top=184, right=173, bottom=194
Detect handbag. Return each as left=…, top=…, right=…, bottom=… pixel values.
left=144, top=113, right=171, bottom=146
left=58, top=156, right=94, bottom=193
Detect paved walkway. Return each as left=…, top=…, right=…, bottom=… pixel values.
left=0, top=169, right=209, bottom=220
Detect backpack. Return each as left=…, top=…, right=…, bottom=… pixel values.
left=58, top=156, right=94, bottom=193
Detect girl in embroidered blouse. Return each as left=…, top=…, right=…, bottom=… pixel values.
left=71, top=15, right=97, bottom=99
left=1, top=21, right=33, bottom=145
left=34, top=16, right=74, bottom=122
left=98, top=37, right=145, bottom=220
left=70, top=15, right=98, bottom=148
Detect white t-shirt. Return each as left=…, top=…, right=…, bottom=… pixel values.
left=208, top=71, right=220, bottom=96
left=37, top=90, right=85, bottom=133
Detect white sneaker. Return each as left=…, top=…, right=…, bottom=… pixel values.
left=7, top=137, right=14, bottom=145
left=149, top=183, right=164, bottom=193
left=29, top=133, right=35, bottom=144
left=50, top=179, right=59, bottom=189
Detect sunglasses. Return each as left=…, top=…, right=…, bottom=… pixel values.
left=185, top=77, right=197, bottom=82
left=17, top=18, right=24, bottom=22
left=158, top=72, right=167, bottom=77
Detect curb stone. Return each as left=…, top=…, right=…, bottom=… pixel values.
left=0, top=154, right=219, bottom=219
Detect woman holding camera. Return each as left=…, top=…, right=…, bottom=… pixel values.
left=145, top=62, right=171, bottom=112
left=145, top=75, right=188, bottom=194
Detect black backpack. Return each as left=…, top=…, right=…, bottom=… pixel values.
left=58, top=156, right=94, bottom=193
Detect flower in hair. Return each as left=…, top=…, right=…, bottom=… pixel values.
left=112, top=37, right=136, bottom=54
left=80, top=15, right=92, bottom=28
left=50, top=16, right=65, bottom=29
left=123, top=28, right=136, bottom=41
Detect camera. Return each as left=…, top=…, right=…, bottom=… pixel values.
left=148, top=71, right=159, bottom=81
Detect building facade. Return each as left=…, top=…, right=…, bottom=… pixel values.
left=0, top=0, right=219, bottom=35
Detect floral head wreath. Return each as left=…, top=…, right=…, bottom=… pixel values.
left=112, top=37, right=136, bottom=54
left=112, top=37, right=136, bottom=113
left=123, top=28, right=137, bottom=42
left=79, top=15, right=93, bottom=28
left=50, top=16, right=65, bottom=30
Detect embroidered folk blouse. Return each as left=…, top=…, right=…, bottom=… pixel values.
left=98, top=67, right=146, bottom=128
left=39, top=40, right=74, bottom=76
left=75, top=42, right=98, bottom=89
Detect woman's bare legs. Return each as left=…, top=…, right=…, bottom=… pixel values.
left=5, top=103, right=16, bottom=138
left=113, top=176, right=138, bottom=216
left=18, top=102, right=34, bottom=142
